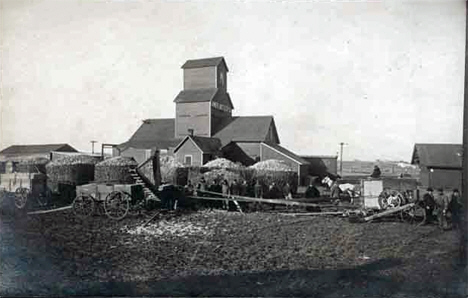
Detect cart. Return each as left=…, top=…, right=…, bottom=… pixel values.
left=72, top=182, right=158, bottom=220
left=0, top=170, right=52, bottom=210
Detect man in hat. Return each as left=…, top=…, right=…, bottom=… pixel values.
left=370, top=165, right=381, bottom=179
left=434, top=188, right=451, bottom=229
left=448, top=189, right=462, bottom=229
left=422, top=187, right=436, bottom=224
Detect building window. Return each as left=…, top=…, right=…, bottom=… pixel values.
left=184, top=155, right=192, bottom=166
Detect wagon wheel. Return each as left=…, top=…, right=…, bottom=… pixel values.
left=14, top=187, right=30, bottom=209
left=73, top=194, right=96, bottom=219
left=387, top=191, right=403, bottom=208
left=104, top=191, right=130, bottom=220
left=400, top=204, right=426, bottom=226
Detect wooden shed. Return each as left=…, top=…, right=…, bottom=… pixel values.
left=411, top=143, right=462, bottom=191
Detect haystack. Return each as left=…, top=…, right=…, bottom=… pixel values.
left=249, top=159, right=297, bottom=191
left=95, top=156, right=138, bottom=184
left=160, top=155, right=185, bottom=184
left=204, top=158, right=243, bottom=170
left=203, top=168, right=241, bottom=184
left=46, top=155, right=99, bottom=185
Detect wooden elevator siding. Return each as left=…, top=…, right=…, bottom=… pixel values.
left=211, top=107, right=231, bottom=135
left=184, top=67, right=217, bottom=90
left=216, top=64, right=227, bottom=91
left=176, top=102, right=210, bottom=138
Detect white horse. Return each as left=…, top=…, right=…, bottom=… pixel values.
left=321, top=176, right=357, bottom=202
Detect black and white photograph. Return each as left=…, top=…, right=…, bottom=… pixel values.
left=0, top=0, right=467, bottom=297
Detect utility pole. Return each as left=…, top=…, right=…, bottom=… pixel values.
left=460, top=0, right=467, bottom=266
left=90, top=140, right=97, bottom=154
left=339, top=142, right=348, bottom=176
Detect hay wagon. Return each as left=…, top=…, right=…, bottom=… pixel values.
left=71, top=156, right=163, bottom=220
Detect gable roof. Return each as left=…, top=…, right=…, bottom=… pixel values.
left=174, top=136, right=221, bottom=154
left=0, top=144, right=77, bottom=156
left=261, top=142, right=309, bottom=165
left=181, top=57, right=229, bottom=71
left=214, top=116, right=280, bottom=147
left=119, top=115, right=279, bottom=150
left=173, top=89, right=234, bottom=109
left=118, top=118, right=180, bottom=150
left=174, top=88, right=218, bottom=104
left=411, top=143, right=462, bottom=168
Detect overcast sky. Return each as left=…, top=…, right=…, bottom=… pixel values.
left=1, top=0, right=465, bottom=161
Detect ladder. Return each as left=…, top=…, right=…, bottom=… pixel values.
left=128, top=168, right=160, bottom=201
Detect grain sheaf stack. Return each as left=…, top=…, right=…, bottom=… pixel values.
left=95, top=156, right=138, bottom=184
left=249, top=159, right=298, bottom=191
left=46, top=155, right=99, bottom=187
left=160, top=155, right=186, bottom=185
left=202, top=158, right=244, bottom=184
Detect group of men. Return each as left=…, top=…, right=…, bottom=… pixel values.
left=186, top=177, right=295, bottom=200
left=422, top=187, right=463, bottom=229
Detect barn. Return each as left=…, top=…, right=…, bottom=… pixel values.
left=0, top=143, right=78, bottom=162
left=411, top=143, right=462, bottom=191
left=116, top=57, right=316, bottom=185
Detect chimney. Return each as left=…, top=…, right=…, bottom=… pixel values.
left=188, top=129, right=194, bottom=136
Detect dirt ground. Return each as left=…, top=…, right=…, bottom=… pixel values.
left=0, top=203, right=466, bottom=297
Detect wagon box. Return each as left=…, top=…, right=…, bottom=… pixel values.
left=76, top=183, right=144, bottom=201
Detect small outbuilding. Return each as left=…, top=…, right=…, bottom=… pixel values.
left=411, top=143, right=462, bottom=191
left=173, top=135, right=222, bottom=166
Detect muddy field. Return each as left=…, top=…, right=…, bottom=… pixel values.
left=1, top=205, right=466, bottom=297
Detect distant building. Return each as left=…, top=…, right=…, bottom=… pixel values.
left=0, top=143, right=78, bottom=162
left=116, top=57, right=312, bottom=184
left=411, top=143, right=462, bottom=191
left=301, top=155, right=338, bottom=177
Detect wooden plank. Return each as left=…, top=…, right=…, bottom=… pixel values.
left=279, top=211, right=343, bottom=216
left=190, top=191, right=334, bottom=208
left=27, top=205, right=72, bottom=215
left=363, top=203, right=414, bottom=222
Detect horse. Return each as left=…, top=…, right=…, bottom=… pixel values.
left=321, top=175, right=358, bottom=203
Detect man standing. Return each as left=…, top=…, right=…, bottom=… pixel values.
left=449, top=189, right=462, bottom=229
left=435, top=188, right=450, bottom=230
left=221, top=179, right=230, bottom=210
left=422, top=188, right=436, bottom=224
left=283, top=182, right=292, bottom=200
left=254, top=180, right=263, bottom=198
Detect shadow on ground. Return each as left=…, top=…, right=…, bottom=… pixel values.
left=53, top=258, right=466, bottom=297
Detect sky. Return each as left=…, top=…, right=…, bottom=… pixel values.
left=0, top=0, right=465, bottom=162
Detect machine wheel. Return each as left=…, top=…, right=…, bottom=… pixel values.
left=387, top=191, right=403, bottom=208
left=14, top=187, right=30, bottom=209
left=400, top=204, right=426, bottom=226
left=104, top=191, right=130, bottom=220
left=378, top=196, right=388, bottom=210
left=73, top=194, right=96, bottom=219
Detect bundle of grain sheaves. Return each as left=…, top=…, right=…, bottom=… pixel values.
left=204, top=158, right=243, bottom=169
left=95, top=156, right=138, bottom=184
left=249, top=159, right=297, bottom=190
left=202, top=158, right=245, bottom=184
left=160, top=155, right=184, bottom=184
left=46, top=155, right=99, bottom=185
